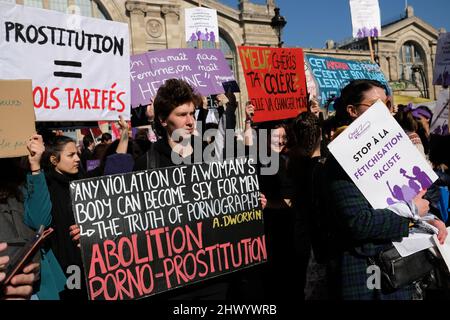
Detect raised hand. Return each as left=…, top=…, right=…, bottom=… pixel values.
left=26, top=134, right=45, bottom=172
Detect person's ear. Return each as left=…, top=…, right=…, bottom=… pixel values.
left=347, top=105, right=358, bottom=119
left=159, top=117, right=167, bottom=127
left=50, top=155, right=58, bottom=166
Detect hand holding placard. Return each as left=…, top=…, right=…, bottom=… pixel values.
left=412, top=189, right=430, bottom=218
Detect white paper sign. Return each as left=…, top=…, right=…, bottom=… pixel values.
left=328, top=101, right=438, bottom=209
left=0, top=3, right=130, bottom=121
left=433, top=33, right=450, bottom=86
left=185, top=7, right=219, bottom=43
left=349, top=0, right=381, bottom=39
left=430, top=89, right=449, bottom=136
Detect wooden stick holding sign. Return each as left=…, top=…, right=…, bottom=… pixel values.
left=368, top=36, right=375, bottom=63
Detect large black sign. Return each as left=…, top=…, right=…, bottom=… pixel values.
left=70, top=157, right=265, bottom=300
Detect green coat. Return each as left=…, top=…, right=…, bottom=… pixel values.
left=23, top=172, right=66, bottom=300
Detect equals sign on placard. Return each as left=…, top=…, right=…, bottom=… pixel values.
left=53, top=60, right=82, bottom=78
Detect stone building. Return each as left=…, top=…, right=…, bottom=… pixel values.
left=304, top=5, right=445, bottom=101
left=7, top=0, right=445, bottom=105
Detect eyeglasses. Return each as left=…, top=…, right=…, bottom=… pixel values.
left=355, top=98, right=392, bottom=109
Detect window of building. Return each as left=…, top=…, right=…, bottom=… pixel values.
left=17, top=0, right=108, bottom=19
left=219, top=33, right=237, bottom=77
left=23, top=0, right=43, bottom=8
left=398, top=41, right=425, bottom=81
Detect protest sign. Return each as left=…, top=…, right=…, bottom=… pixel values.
left=306, top=54, right=389, bottom=109
left=86, top=159, right=100, bottom=172
left=328, top=101, right=438, bottom=209
left=70, top=157, right=266, bottom=300
left=430, top=89, right=449, bottom=135
left=0, top=3, right=130, bottom=121
left=349, top=0, right=381, bottom=38
left=433, top=33, right=450, bottom=86
left=0, top=80, right=35, bottom=158
left=130, top=49, right=235, bottom=108
left=185, top=7, right=219, bottom=44
left=238, top=46, right=308, bottom=123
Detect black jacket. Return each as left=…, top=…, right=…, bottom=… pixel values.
left=45, top=169, right=87, bottom=299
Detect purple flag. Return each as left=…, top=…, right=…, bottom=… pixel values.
left=130, top=49, right=236, bottom=108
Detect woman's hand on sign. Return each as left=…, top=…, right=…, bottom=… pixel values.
left=69, top=224, right=81, bottom=248
left=260, top=193, right=267, bottom=210
left=215, top=94, right=229, bottom=108
left=309, top=98, right=321, bottom=118
left=413, top=189, right=430, bottom=217
left=245, top=102, right=255, bottom=121
left=27, top=134, right=45, bottom=172
left=428, top=219, right=448, bottom=245
left=116, top=115, right=129, bottom=154
left=118, top=115, right=129, bottom=135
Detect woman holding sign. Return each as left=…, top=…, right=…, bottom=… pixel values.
left=325, top=80, right=447, bottom=300
left=40, top=136, right=88, bottom=299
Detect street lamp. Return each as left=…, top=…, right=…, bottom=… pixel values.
left=411, top=64, right=429, bottom=99
left=270, top=7, right=287, bottom=48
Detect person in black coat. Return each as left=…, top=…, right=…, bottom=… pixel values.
left=42, top=135, right=88, bottom=299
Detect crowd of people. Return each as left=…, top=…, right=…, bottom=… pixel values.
left=1, top=78, right=449, bottom=301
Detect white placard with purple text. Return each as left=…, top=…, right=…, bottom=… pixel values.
left=185, top=7, right=219, bottom=43
left=0, top=3, right=130, bottom=121
left=349, top=0, right=381, bottom=39
left=433, top=32, right=450, bottom=86
left=430, top=89, right=449, bottom=136
left=328, top=101, right=438, bottom=209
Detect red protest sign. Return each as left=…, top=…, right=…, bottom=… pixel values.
left=238, top=46, right=308, bottom=123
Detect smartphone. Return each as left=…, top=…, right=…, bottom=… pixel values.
left=2, top=226, right=53, bottom=285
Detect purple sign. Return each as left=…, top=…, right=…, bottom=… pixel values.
left=130, top=49, right=235, bottom=108
left=86, top=159, right=101, bottom=172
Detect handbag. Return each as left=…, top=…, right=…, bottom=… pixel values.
left=370, top=246, right=435, bottom=293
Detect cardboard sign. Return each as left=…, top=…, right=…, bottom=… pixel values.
left=0, top=80, right=35, bottom=158
left=328, top=101, right=438, bottom=209
left=306, top=54, right=390, bottom=109
left=0, top=3, right=130, bottom=121
left=70, top=158, right=266, bottom=300
left=433, top=33, right=450, bottom=86
left=185, top=7, right=219, bottom=44
left=130, top=49, right=235, bottom=108
left=238, top=46, right=308, bottom=123
left=349, top=0, right=381, bottom=38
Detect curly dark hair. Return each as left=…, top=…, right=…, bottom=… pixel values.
left=291, top=112, right=321, bottom=158
left=153, top=79, right=201, bottom=138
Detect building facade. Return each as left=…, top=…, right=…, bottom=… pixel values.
left=305, top=6, right=445, bottom=101
left=7, top=0, right=445, bottom=105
